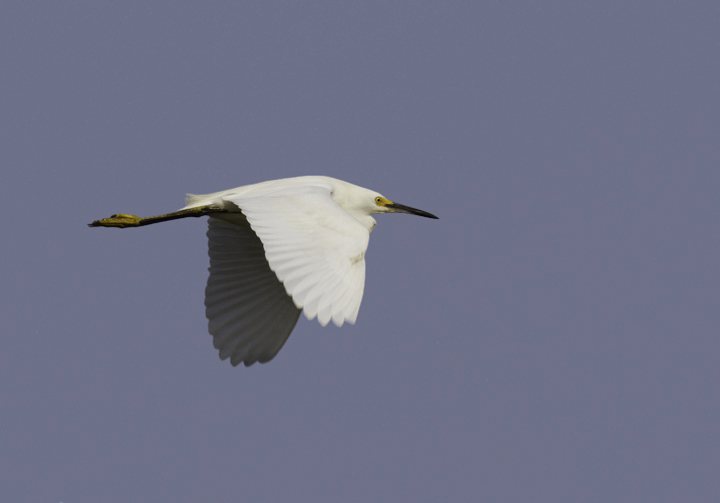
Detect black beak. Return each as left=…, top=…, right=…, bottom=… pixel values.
left=386, top=202, right=439, bottom=219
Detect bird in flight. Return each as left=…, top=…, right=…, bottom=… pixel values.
left=90, top=176, right=438, bottom=367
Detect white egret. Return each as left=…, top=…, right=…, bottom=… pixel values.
left=90, top=176, right=438, bottom=366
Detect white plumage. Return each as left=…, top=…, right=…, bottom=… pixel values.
left=91, top=176, right=438, bottom=367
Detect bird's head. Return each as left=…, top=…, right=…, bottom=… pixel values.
left=330, top=179, right=438, bottom=231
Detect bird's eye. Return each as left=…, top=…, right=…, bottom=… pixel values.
left=375, top=197, right=382, bottom=204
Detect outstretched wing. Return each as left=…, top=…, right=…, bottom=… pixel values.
left=205, top=218, right=301, bottom=367
left=224, top=185, right=369, bottom=327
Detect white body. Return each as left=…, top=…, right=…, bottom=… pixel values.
left=183, top=176, right=387, bottom=366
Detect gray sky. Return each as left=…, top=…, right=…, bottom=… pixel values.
left=2, top=1, right=719, bottom=501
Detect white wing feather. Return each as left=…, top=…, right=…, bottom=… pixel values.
left=205, top=218, right=301, bottom=367
left=223, top=185, right=369, bottom=327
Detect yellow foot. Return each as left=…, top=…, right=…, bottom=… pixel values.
left=88, top=214, right=142, bottom=228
